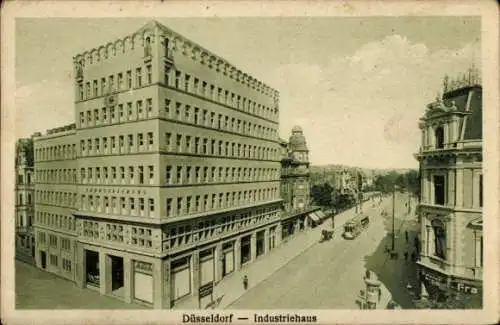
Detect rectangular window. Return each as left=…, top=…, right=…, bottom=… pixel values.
left=166, top=198, right=172, bottom=217
left=136, top=68, right=142, bottom=87
left=146, top=98, right=152, bottom=114
left=117, top=73, right=123, bottom=90
left=433, top=175, right=446, bottom=205
left=177, top=166, right=183, bottom=184
left=138, top=166, right=144, bottom=184
left=147, top=132, right=154, bottom=146
left=479, top=174, right=483, bottom=207
left=166, top=166, right=172, bottom=184
left=176, top=134, right=183, bottom=152
left=166, top=132, right=172, bottom=149
left=175, top=71, right=181, bottom=88
left=185, top=74, right=190, bottom=92
left=165, top=99, right=171, bottom=116
left=146, top=65, right=152, bottom=84
left=126, top=70, right=132, bottom=88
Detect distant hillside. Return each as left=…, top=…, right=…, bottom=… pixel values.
left=310, top=164, right=417, bottom=178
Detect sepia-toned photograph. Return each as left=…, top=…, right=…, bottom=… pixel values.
left=2, top=1, right=499, bottom=325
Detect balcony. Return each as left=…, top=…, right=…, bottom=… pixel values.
left=163, top=49, right=174, bottom=65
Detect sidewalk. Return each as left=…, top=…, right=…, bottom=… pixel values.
left=174, top=219, right=333, bottom=309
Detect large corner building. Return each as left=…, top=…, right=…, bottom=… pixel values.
left=33, top=20, right=284, bottom=308
left=415, top=68, right=483, bottom=305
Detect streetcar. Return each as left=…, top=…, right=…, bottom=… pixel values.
left=342, top=214, right=370, bottom=239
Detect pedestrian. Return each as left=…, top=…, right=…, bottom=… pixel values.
left=405, top=231, right=409, bottom=243
left=404, top=252, right=408, bottom=261
left=243, top=275, right=248, bottom=290
left=411, top=251, right=416, bottom=262
left=378, top=287, right=382, bottom=302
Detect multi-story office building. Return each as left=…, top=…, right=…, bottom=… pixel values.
left=15, top=137, right=36, bottom=264
left=33, top=124, right=78, bottom=281
left=414, top=68, right=483, bottom=305
left=279, top=126, right=322, bottom=238
left=32, top=20, right=283, bottom=308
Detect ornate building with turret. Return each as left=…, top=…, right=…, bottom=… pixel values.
left=279, top=126, right=323, bottom=240
left=414, top=66, right=483, bottom=307
left=15, top=137, right=36, bottom=264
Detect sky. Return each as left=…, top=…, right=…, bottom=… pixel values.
left=15, top=17, right=481, bottom=169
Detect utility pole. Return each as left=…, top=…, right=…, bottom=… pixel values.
left=392, top=185, right=396, bottom=251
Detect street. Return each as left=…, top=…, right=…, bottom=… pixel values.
left=15, top=261, right=147, bottom=309
left=228, top=193, right=419, bottom=309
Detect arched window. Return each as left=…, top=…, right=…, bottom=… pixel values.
left=435, top=126, right=444, bottom=149
left=431, top=219, right=446, bottom=259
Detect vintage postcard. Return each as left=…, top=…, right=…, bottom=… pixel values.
left=1, top=1, right=499, bottom=324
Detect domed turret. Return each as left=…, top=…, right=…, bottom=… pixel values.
left=289, top=125, right=308, bottom=152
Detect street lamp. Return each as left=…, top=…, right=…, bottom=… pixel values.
left=392, top=185, right=399, bottom=252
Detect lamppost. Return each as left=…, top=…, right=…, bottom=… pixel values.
left=392, top=185, right=398, bottom=252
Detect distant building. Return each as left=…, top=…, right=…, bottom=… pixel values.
left=33, top=123, right=78, bottom=281
left=279, top=126, right=321, bottom=239
left=414, top=67, right=483, bottom=305
left=15, top=136, right=36, bottom=264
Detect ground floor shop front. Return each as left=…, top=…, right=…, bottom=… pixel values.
left=281, top=208, right=323, bottom=241
left=417, top=262, right=483, bottom=308
left=74, top=221, right=282, bottom=309
left=15, top=232, right=35, bottom=265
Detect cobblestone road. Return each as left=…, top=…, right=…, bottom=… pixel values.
left=228, top=193, right=418, bottom=309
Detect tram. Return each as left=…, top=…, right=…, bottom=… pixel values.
left=342, top=214, right=370, bottom=239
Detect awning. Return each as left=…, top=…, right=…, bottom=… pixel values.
left=316, top=210, right=327, bottom=219
left=308, top=212, right=320, bottom=222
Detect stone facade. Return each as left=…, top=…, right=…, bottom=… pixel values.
left=279, top=126, right=319, bottom=239
left=15, top=137, right=36, bottom=264
left=32, top=20, right=285, bottom=309
left=33, top=124, right=78, bottom=281
left=414, top=68, right=483, bottom=303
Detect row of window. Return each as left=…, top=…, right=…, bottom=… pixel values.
left=79, top=132, right=279, bottom=161
left=77, top=36, right=277, bottom=100
left=78, top=66, right=152, bottom=101
left=36, top=191, right=78, bottom=209
left=81, top=195, right=156, bottom=218
left=17, top=172, right=33, bottom=185
left=166, top=68, right=278, bottom=122
left=78, top=98, right=153, bottom=127
left=35, top=144, right=77, bottom=162
left=164, top=165, right=279, bottom=185
left=36, top=212, right=76, bottom=232
left=80, top=165, right=154, bottom=185
left=164, top=187, right=279, bottom=218
left=48, top=235, right=72, bottom=252
left=163, top=98, right=277, bottom=139
left=79, top=164, right=278, bottom=186
left=427, top=174, right=483, bottom=207
left=163, top=208, right=278, bottom=249
left=17, top=192, right=33, bottom=206
left=36, top=168, right=77, bottom=184
left=164, top=132, right=278, bottom=160
left=81, top=221, right=153, bottom=248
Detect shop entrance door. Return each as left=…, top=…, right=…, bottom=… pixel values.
left=40, top=251, right=46, bottom=269
left=110, top=255, right=124, bottom=295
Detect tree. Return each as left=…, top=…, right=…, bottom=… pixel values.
left=310, top=182, right=333, bottom=207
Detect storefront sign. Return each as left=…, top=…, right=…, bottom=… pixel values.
left=199, top=282, right=213, bottom=298
left=450, top=281, right=480, bottom=295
